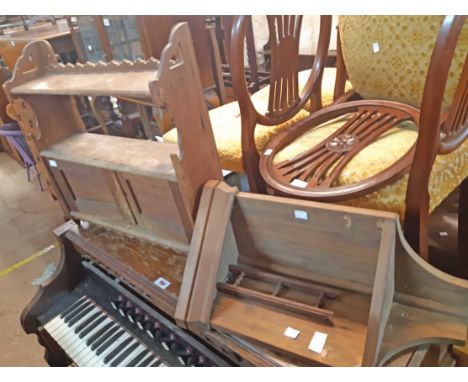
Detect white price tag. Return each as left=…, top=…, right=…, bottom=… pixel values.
left=87, top=45, right=93, bottom=51
left=283, top=327, right=300, bottom=339
left=154, top=277, right=171, bottom=289
left=103, top=18, right=110, bottom=27
left=439, top=231, right=448, bottom=237
left=372, top=42, right=380, bottom=53
left=290, top=179, right=308, bottom=188
left=48, top=159, right=58, bottom=167
left=308, top=331, right=328, bottom=353
left=264, top=148, right=273, bottom=156
left=294, top=210, right=308, bottom=221
left=11, top=41, right=16, bottom=46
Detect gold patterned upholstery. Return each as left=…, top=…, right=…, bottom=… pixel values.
left=164, top=68, right=350, bottom=172
left=339, top=16, right=468, bottom=110
left=301, top=67, right=353, bottom=111
left=273, top=116, right=468, bottom=220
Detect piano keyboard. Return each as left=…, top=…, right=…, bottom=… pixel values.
left=44, top=296, right=168, bottom=367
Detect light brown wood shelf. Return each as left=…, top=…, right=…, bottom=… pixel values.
left=41, top=132, right=179, bottom=181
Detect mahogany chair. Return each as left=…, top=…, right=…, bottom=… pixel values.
left=259, top=16, right=468, bottom=265
left=164, top=16, right=345, bottom=193
left=213, top=16, right=270, bottom=96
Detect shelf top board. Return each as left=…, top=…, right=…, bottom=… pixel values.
left=10, top=69, right=157, bottom=98
left=41, top=133, right=179, bottom=181
left=0, top=19, right=71, bottom=41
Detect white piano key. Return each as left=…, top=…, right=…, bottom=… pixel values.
left=66, top=317, right=113, bottom=359
left=135, top=354, right=157, bottom=367
left=118, top=344, right=148, bottom=367
left=118, top=343, right=152, bottom=367
left=75, top=324, right=120, bottom=366
left=85, top=332, right=132, bottom=367
left=104, top=339, right=139, bottom=367
left=55, top=307, right=101, bottom=349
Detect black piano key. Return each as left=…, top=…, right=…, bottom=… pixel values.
left=109, top=341, right=140, bottom=367
left=74, top=311, right=101, bottom=334
left=67, top=304, right=95, bottom=326
left=63, top=299, right=92, bottom=322
left=87, top=322, right=115, bottom=346
left=79, top=316, right=106, bottom=339
left=59, top=296, right=87, bottom=319
left=103, top=337, right=133, bottom=364
left=149, top=359, right=162, bottom=367
left=138, top=355, right=155, bottom=367
left=95, top=329, right=125, bottom=355
left=126, top=349, right=149, bottom=367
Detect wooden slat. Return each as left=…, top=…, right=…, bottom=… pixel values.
left=175, top=180, right=220, bottom=327
left=217, top=283, right=334, bottom=324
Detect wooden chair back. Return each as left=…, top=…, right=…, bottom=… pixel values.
left=230, top=15, right=332, bottom=192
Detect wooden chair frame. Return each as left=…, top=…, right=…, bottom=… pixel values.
left=230, top=15, right=332, bottom=193
left=259, top=15, right=467, bottom=262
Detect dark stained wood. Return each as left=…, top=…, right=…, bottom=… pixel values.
left=261, top=101, right=419, bottom=201
left=404, top=15, right=467, bottom=261
left=230, top=16, right=332, bottom=193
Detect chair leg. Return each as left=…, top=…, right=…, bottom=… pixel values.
left=459, top=178, right=468, bottom=276
left=26, top=164, right=31, bottom=182
left=33, top=164, right=45, bottom=192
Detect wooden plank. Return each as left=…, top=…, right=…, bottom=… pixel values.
left=175, top=180, right=220, bottom=327
left=184, top=182, right=238, bottom=327
left=119, top=173, right=192, bottom=246
left=228, top=264, right=342, bottom=297
left=217, top=283, right=334, bottom=324
left=41, top=133, right=179, bottom=181
left=362, top=219, right=396, bottom=366
left=70, top=210, right=190, bottom=254
left=211, top=294, right=367, bottom=366
left=232, top=191, right=395, bottom=293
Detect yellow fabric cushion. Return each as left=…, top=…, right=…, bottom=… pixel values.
left=339, top=16, right=468, bottom=110
left=300, top=67, right=353, bottom=112
left=164, top=68, right=352, bottom=173
left=163, top=89, right=310, bottom=173
left=273, top=116, right=468, bottom=220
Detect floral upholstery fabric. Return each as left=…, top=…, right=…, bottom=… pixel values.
left=339, top=15, right=468, bottom=110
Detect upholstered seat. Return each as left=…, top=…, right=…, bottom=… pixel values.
left=163, top=67, right=352, bottom=172
left=273, top=115, right=468, bottom=220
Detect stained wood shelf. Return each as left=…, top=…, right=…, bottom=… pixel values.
left=10, top=69, right=158, bottom=98
left=41, top=132, right=179, bottom=181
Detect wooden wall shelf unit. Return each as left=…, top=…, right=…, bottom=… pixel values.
left=176, top=181, right=468, bottom=366
left=3, top=22, right=223, bottom=252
